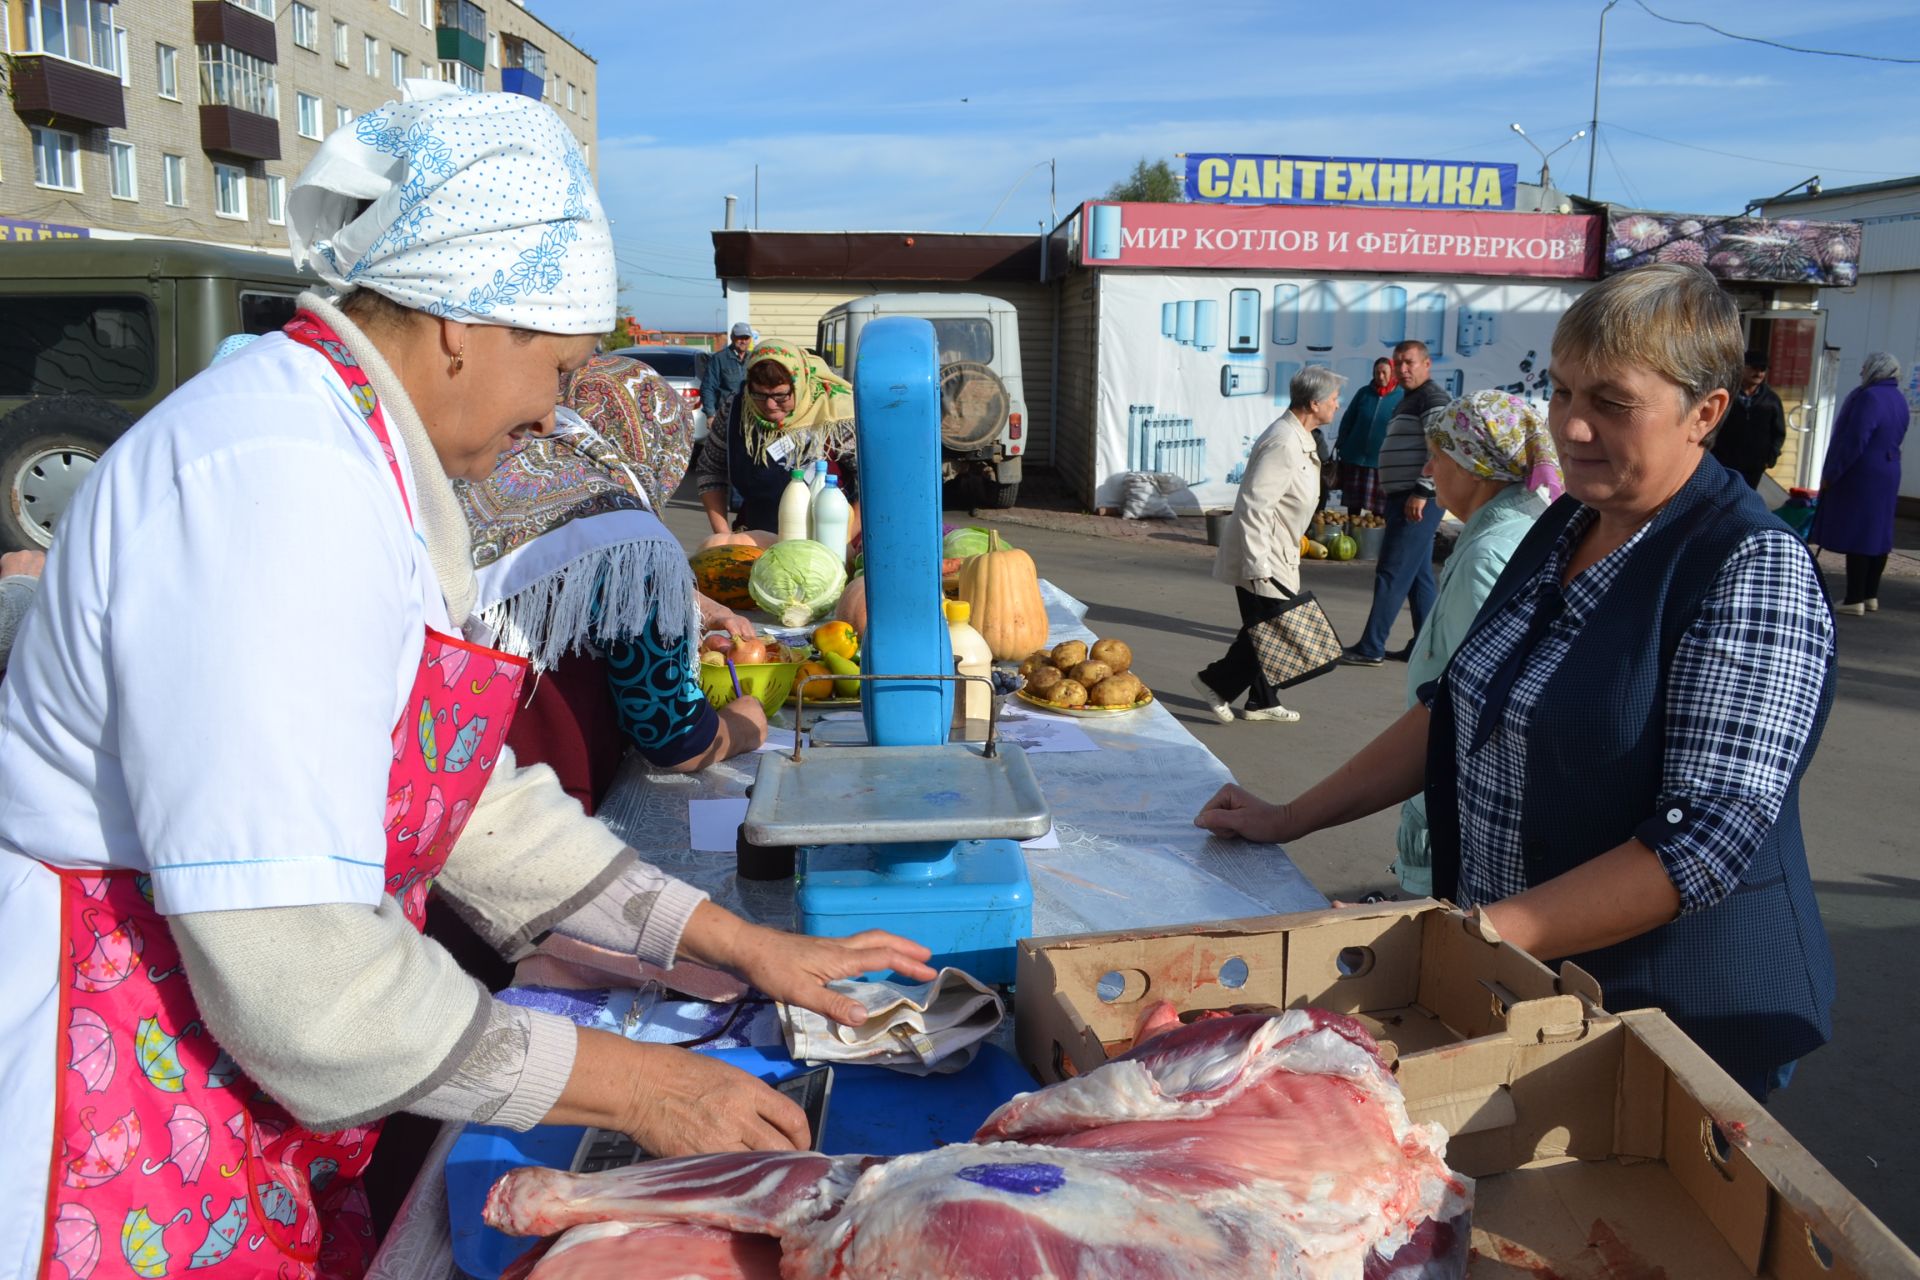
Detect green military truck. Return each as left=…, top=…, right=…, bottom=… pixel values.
left=0, top=239, right=314, bottom=550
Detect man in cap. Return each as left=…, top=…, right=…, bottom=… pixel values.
left=1710, top=352, right=1787, bottom=488
left=702, top=322, right=754, bottom=418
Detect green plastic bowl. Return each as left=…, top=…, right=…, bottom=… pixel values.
left=697, top=657, right=801, bottom=715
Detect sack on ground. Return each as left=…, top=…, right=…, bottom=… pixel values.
left=1119, top=471, right=1184, bottom=520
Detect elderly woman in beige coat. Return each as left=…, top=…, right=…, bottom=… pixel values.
left=1193, top=365, right=1345, bottom=724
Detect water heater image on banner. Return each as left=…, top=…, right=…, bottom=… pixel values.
left=1175, top=300, right=1195, bottom=345
left=1221, top=364, right=1270, bottom=398
left=1193, top=298, right=1220, bottom=352
left=1377, top=285, right=1407, bottom=347
left=1088, top=205, right=1123, bottom=261
left=1341, top=282, right=1373, bottom=348
left=1440, top=368, right=1464, bottom=397
left=1161, top=301, right=1179, bottom=338
left=1410, top=292, right=1446, bottom=359
left=1273, top=360, right=1302, bottom=407
left=1302, top=281, right=1335, bottom=352
left=1228, top=288, right=1261, bottom=353
left=1272, top=284, right=1299, bottom=346
left=1336, top=356, right=1379, bottom=400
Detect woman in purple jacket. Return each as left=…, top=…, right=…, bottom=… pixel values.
left=1811, top=353, right=1909, bottom=614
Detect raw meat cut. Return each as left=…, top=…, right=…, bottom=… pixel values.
left=485, top=1008, right=1471, bottom=1279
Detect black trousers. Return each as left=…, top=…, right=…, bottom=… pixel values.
left=1200, top=586, right=1289, bottom=710
left=1843, top=553, right=1888, bottom=603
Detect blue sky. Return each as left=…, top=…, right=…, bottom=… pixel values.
left=539, top=1, right=1920, bottom=330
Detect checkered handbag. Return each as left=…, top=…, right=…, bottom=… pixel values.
left=1245, top=586, right=1344, bottom=690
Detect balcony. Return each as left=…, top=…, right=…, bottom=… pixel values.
left=436, top=0, right=486, bottom=70
left=500, top=67, right=542, bottom=100
left=199, top=105, right=279, bottom=161
left=501, top=33, right=544, bottom=101
left=9, top=54, right=127, bottom=130
left=191, top=0, right=277, bottom=62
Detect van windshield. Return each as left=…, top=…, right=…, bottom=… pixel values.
left=931, top=318, right=993, bottom=366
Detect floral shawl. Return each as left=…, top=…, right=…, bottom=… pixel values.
left=1425, top=389, right=1564, bottom=503
left=738, top=340, right=857, bottom=468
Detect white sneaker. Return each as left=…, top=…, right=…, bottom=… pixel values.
left=1837, top=601, right=1866, bottom=616
left=1241, top=704, right=1302, bottom=723
left=1867, top=598, right=1879, bottom=612
left=1189, top=675, right=1234, bottom=724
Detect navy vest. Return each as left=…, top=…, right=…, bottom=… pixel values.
left=725, top=396, right=794, bottom=532
left=1427, top=456, right=1836, bottom=1096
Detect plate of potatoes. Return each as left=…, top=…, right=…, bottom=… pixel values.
left=1013, top=637, right=1153, bottom=716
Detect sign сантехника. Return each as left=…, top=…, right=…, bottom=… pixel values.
left=1184, top=153, right=1518, bottom=211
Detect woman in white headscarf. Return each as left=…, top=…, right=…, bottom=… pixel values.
left=0, top=83, right=929, bottom=1280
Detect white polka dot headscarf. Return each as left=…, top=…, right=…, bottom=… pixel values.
left=286, top=79, right=615, bottom=335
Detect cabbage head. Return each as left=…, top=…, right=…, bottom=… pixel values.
left=748, top=539, right=848, bottom=627
left=942, top=527, right=1013, bottom=560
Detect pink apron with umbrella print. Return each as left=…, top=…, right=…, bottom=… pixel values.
left=38, top=312, right=529, bottom=1280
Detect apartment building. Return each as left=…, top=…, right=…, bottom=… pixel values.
left=0, top=0, right=596, bottom=253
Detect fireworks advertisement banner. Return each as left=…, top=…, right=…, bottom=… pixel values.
left=1603, top=210, right=1862, bottom=286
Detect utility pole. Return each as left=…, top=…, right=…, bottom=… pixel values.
left=1588, top=0, right=1620, bottom=199
left=1512, top=123, right=1587, bottom=192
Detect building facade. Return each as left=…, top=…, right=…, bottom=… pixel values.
left=0, top=0, right=595, bottom=253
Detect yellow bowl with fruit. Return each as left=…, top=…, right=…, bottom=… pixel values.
left=696, top=633, right=806, bottom=715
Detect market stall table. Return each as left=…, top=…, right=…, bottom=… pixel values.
left=366, top=581, right=1326, bottom=1279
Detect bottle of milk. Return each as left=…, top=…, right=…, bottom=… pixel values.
left=776, top=468, right=811, bottom=543
left=806, top=459, right=829, bottom=536
left=944, top=599, right=993, bottom=738
left=810, top=475, right=852, bottom=564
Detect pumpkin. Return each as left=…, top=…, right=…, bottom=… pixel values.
left=957, top=531, right=1047, bottom=661
left=834, top=575, right=867, bottom=633
left=1327, top=533, right=1359, bottom=561
left=698, top=529, right=777, bottom=552
left=689, top=544, right=764, bottom=610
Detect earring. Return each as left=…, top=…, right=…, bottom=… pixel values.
left=449, top=349, right=465, bottom=375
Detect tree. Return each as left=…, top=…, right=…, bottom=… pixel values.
left=1106, top=158, right=1183, bottom=203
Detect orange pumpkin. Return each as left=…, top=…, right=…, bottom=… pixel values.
left=689, top=544, right=764, bottom=610
left=834, top=576, right=868, bottom=633
left=958, top=532, right=1047, bottom=660
left=698, top=529, right=777, bottom=551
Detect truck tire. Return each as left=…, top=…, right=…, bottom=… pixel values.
left=0, top=397, right=134, bottom=552
left=980, top=480, right=1021, bottom=510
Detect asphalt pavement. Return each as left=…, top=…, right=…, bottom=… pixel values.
left=663, top=486, right=1919, bottom=1247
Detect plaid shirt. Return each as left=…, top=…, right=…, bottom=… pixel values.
left=1442, top=506, right=1834, bottom=914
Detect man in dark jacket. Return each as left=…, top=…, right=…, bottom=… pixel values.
left=1710, top=353, right=1787, bottom=488
left=700, top=323, right=754, bottom=417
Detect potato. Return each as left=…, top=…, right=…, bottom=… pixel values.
left=1019, top=652, right=1052, bottom=679
left=1090, top=639, right=1133, bottom=673
left=1090, top=674, right=1144, bottom=707
left=1051, top=640, right=1088, bottom=670
left=1025, top=665, right=1064, bottom=695
left=1051, top=679, right=1088, bottom=708
left=1070, top=660, right=1111, bottom=687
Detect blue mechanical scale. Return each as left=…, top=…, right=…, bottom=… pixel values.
left=743, top=318, right=1046, bottom=983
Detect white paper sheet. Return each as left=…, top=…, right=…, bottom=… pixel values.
left=688, top=797, right=750, bottom=852
left=754, top=727, right=798, bottom=753
left=1021, top=823, right=1060, bottom=850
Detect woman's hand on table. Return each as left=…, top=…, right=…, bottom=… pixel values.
left=696, top=591, right=757, bottom=640
left=1194, top=783, right=1305, bottom=844
left=549, top=1029, right=808, bottom=1154
left=681, top=904, right=936, bottom=1028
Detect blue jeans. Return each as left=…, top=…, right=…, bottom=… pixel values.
left=1355, top=496, right=1443, bottom=659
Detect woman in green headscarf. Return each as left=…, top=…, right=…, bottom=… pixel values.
left=691, top=341, right=861, bottom=536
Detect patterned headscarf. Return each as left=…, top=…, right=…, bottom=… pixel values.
left=462, top=356, right=698, bottom=669
left=1425, top=390, right=1565, bottom=503
left=739, top=341, right=857, bottom=467
left=287, top=80, right=615, bottom=334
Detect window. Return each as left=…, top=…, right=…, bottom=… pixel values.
left=391, top=48, right=406, bottom=84
left=265, top=175, right=285, bottom=225
left=214, top=162, right=247, bottom=219
left=581, top=143, right=590, bottom=167
left=23, top=0, right=119, bottom=74
left=291, top=3, right=317, bottom=51
left=565, top=81, right=574, bottom=112
left=31, top=127, right=81, bottom=191
left=364, top=34, right=378, bottom=78
left=418, top=60, right=434, bottom=80
left=296, top=91, right=321, bottom=139
left=335, top=104, right=352, bottom=129
left=240, top=291, right=299, bottom=334
left=156, top=42, right=178, bottom=97
left=0, top=296, right=158, bottom=398
left=199, top=44, right=278, bottom=118
left=332, top=20, right=348, bottom=65
left=225, top=0, right=274, bottom=17
left=439, top=60, right=482, bottom=92
left=163, top=153, right=186, bottom=206
left=930, top=319, right=994, bottom=364
left=488, top=31, right=499, bottom=67
left=390, top=0, right=407, bottom=10
left=108, top=139, right=136, bottom=199
left=419, top=0, right=432, bottom=28
left=114, top=24, right=128, bottom=85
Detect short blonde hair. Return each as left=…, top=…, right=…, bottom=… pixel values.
left=1551, top=264, right=1742, bottom=407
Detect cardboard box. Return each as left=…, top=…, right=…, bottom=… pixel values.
left=1014, top=903, right=1920, bottom=1278
left=1015, top=901, right=1600, bottom=1082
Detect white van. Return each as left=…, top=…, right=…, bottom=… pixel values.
left=816, top=292, right=1027, bottom=508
